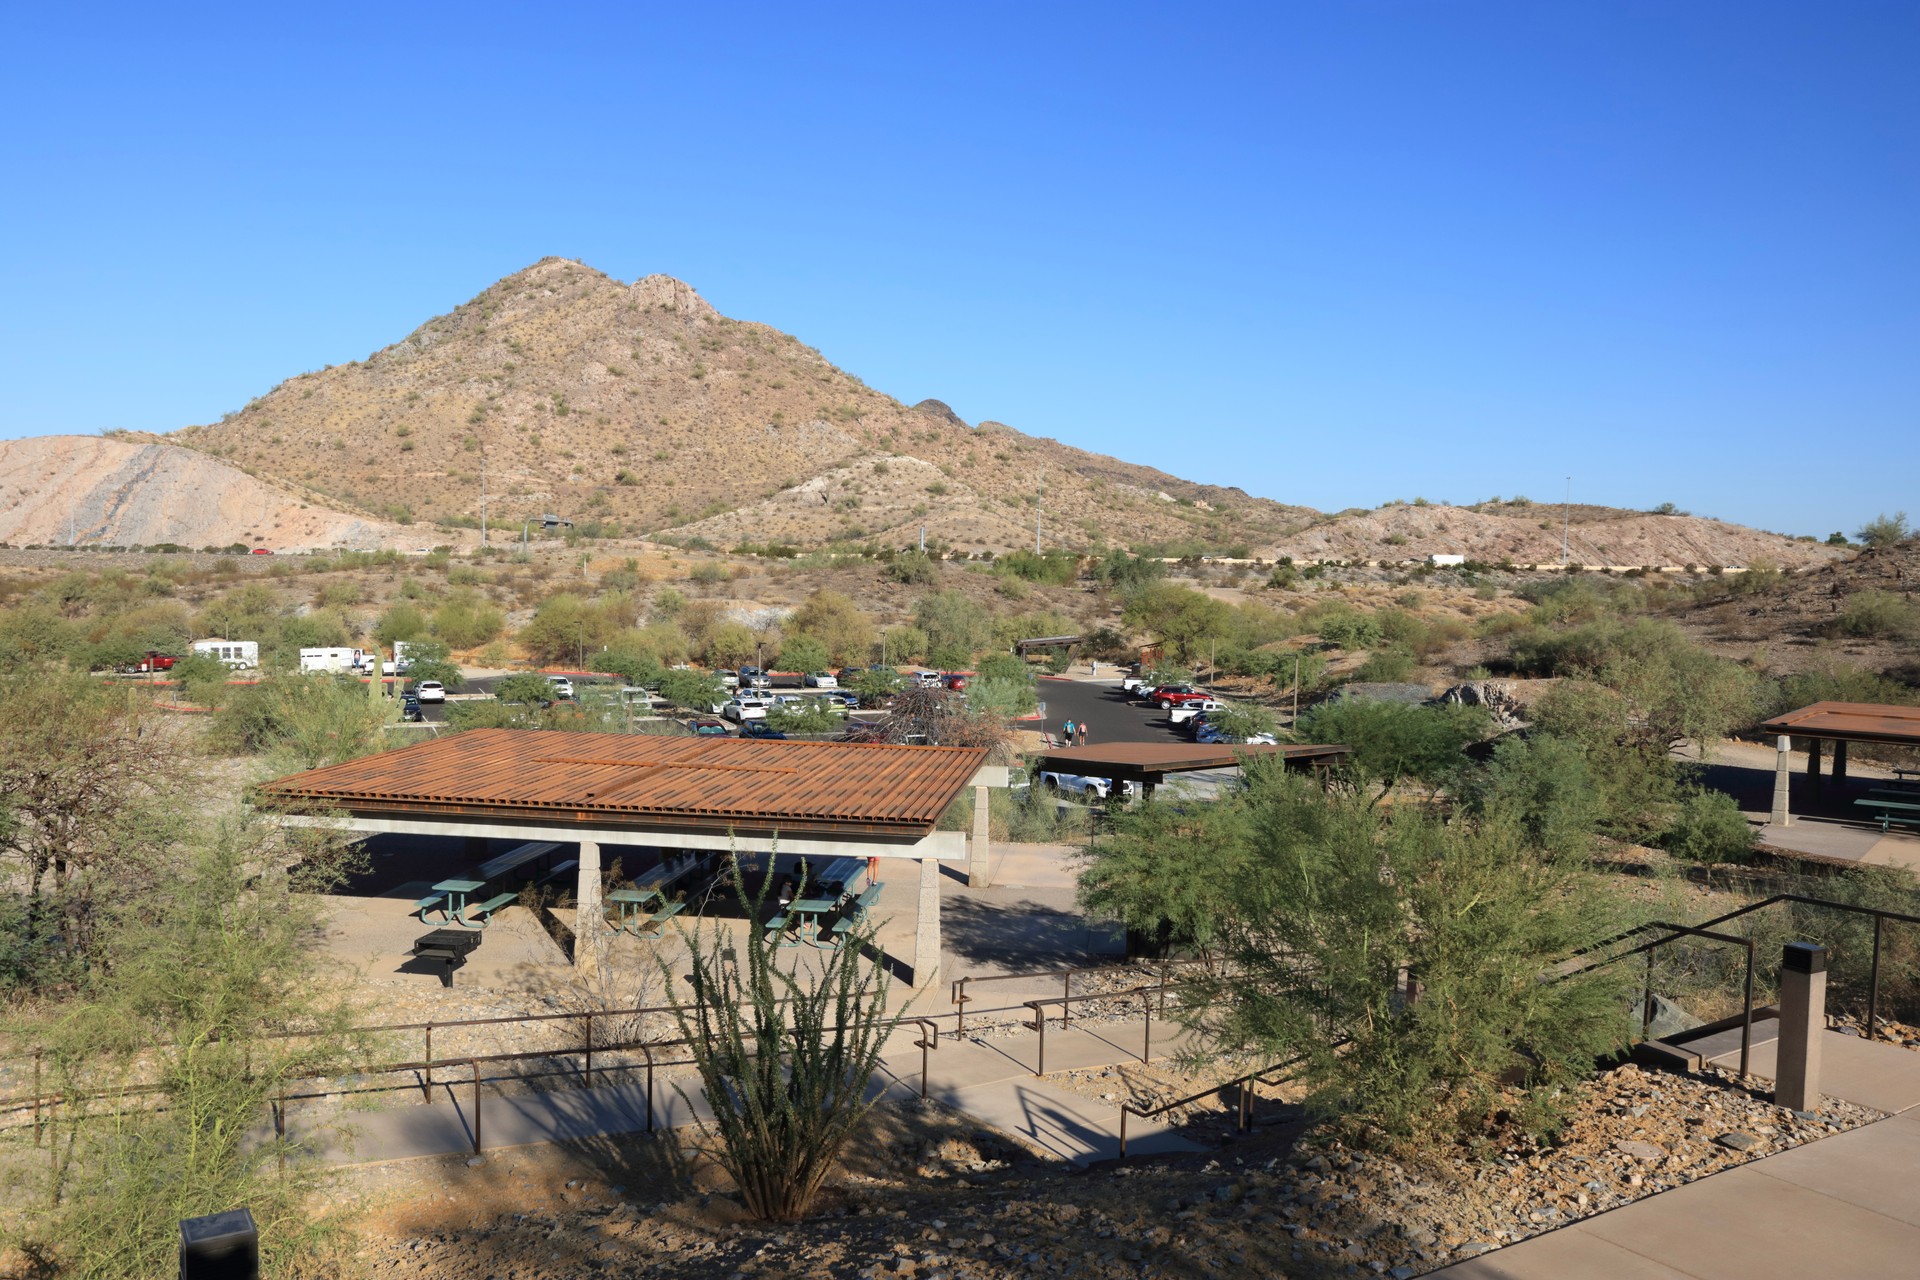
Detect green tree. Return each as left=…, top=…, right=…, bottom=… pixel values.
left=493, top=672, right=558, bottom=705
left=767, top=701, right=839, bottom=733
left=705, top=620, right=758, bottom=668
left=1295, top=699, right=1488, bottom=794
left=785, top=590, right=875, bottom=664
left=1663, top=787, right=1755, bottom=863
left=1081, top=767, right=1636, bottom=1148
left=913, top=591, right=991, bottom=669
left=776, top=634, right=831, bottom=674
left=1121, top=583, right=1232, bottom=663
left=660, top=668, right=725, bottom=712
left=399, top=637, right=463, bottom=690
left=850, top=666, right=904, bottom=704
left=1855, top=511, right=1911, bottom=549
left=212, top=675, right=396, bottom=772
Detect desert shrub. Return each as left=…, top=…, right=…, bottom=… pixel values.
left=373, top=600, right=430, bottom=646
left=212, top=675, right=395, bottom=770
left=659, top=669, right=725, bottom=712
left=493, top=672, right=558, bottom=704
left=1855, top=511, right=1911, bottom=549
left=1309, top=606, right=1381, bottom=650
left=20, top=823, right=373, bottom=1278
left=766, top=701, right=839, bottom=733
left=1354, top=648, right=1417, bottom=682
left=1834, top=590, right=1920, bottom=639
left=665, top=859, right=897, bottom=1220
left=1081, top=767, right=1637, bottom=1147
left=1462, top=734, right=1600, bottom=857
left=996, top=549, right=1079, bottom=586
left=914, top=591, right=993, bottom=669
left=1295, top=699, right=1489, bottom=793
left=1662, top=787, right=1755, bottom=864
left=886, top=551, right=937, bottom=585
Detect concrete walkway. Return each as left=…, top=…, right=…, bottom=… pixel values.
left=293, top=1016, right=1203, bottom=1168
left=1433, top=1031, right=1920, bottom=1279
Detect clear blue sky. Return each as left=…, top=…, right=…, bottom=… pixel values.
left=2, top=3, right=1913, bottom=538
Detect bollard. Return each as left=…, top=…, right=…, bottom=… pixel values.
left=180, top=1208, right=259, bottom=1280
left=1776, top=942, right=1827, bottom=1113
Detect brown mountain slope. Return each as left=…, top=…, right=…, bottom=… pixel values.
left=1271, top=500, right=1846, bottom=570
left=0, top=435, right=408, bottom=550
left=165, top=258, right=1315, bottom=554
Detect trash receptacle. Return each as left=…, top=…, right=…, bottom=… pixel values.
left=180, top=1207, right=258, bottom=1280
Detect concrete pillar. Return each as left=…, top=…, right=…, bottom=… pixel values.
left=1807, top=738, right=1824, bottom=794
left=1770, top=735, right=1793, bottom=827
left=968, top=785, right=991, bottom=888
left=1833, top=740, right=1849, bottom=786
left=913, top=855, right=940, bottom=988
left=574, top=839, right=603, bottom=972
left=1776, top=942, right=1828, bottom=1112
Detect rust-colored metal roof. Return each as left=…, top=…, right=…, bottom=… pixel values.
left=1757, top=702, right=1920, bottom=748
left=254, top=729, right=988, bottom=838
left=1030, top=742, right=1351, bottom=781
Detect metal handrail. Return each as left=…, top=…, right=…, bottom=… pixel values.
left=1116, top=1050, right=1314, bottom=1159
left=949, top=957, right=1206, bottom=1032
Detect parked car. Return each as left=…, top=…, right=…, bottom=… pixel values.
left=249, top=547, right=274, bottom=555
left=717, top=669, right=741, bottom=688
left=399, top=692, right=424, bottom=722
left=910, top=669, right=943, bottom=688
left=689, top=717, right=731, bottom=736
left=547, top=676, right=575, bottom=700
left=737, top=667, right=771, bottom=689
left=1196, top=722, right=1276, bottom=746
left=722, top=699, right=768, bottom=722
left=1038, top=771, right=1133, bottom=802
left=1168, top=698, right=1225, bottom=725
left=415, top=680, right=446, bottom=703
left=941, top=672, right=971, bottom=691
left=1154, top=688, right=1212, bottom=710
left=803, top=671, right=838, bottom=688
left=739, top=720, right=788, bottom=739
left=130, top=651, right=178, bottom=673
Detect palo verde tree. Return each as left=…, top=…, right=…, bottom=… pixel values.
left=1080, top=764, right=1639, bottom=1150
left=664, top=857, right=898, bottom=1220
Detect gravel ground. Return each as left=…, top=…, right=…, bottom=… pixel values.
left=344, top=1057, right=1883, bottom=1280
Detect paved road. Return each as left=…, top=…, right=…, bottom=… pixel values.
left=1032, top=675, right=1191, bottom=747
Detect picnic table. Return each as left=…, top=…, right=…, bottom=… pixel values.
left=1855, top=796, right=1920, bottom=833
left=413, top=841, right=569, bottom=929
left=766, top=859, right=875, bottom=948
left=607, top=888, right=688, bottom=937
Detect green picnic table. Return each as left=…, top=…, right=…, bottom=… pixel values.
left=606, top=888, right=687, bottom=937
left=415, top=876, right=519, bottom=929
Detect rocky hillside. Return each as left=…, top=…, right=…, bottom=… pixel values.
left=1271, top=499, right=1846, bottom=570
left=163, top=258, right=1315, bottom=555
left=0, top=435, right=409, bottom=550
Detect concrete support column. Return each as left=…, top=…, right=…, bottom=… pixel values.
left=913, top=855, right=940, bottom=988
left=1770, top=735, right=1793, bottom=827
left=1776, top=942, right=1828, bottom=1112
left=1807, top=738, right=1824, bottom=793
left=1833, top=740, right=1849, bottom=786
left=968, top=786, right=991, bottom=889
left=574, top=839, right=603, bottom=972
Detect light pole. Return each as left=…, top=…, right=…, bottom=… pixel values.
left=1561, top=476, right=1571, bottom=568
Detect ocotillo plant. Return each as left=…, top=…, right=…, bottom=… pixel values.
left=665, top=854, right=898, bottom=1220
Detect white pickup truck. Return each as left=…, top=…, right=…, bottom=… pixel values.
left=1167, top=697, right=1226, bottom=725
left=1037, top=771, right=1134, bottom=802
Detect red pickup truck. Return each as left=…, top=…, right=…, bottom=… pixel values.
left=131, top=651, right=178, bottom=674
left=1151, top=686, right=1212, bottom=710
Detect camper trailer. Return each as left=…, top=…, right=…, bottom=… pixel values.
left=298, top=647, right=365, bottom=674
left=192, top=639, right=259, bottom=670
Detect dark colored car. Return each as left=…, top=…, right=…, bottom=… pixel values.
left=689, top=718, right=731, bottom=736
left=739, top=721, right=788, bottom=739
left=399, top=692, right=424, bottom=722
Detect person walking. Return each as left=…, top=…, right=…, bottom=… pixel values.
left=1076, top=720, right=1089, bottom=746
left=1061, top=718, right=1075, bottom=747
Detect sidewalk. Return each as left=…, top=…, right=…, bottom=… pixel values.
left=292, top=1016, right=1203, bottom=1168
left=1432, top=1030, right=1920, bottom=1279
